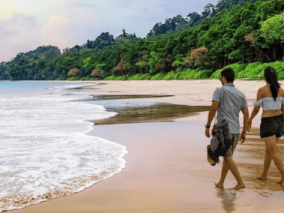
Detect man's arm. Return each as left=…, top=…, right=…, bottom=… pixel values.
left=205, top=101, right=219, bottom=138
left=240, top=106, right=249, bottom=143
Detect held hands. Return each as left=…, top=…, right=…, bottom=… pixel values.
left=242, top=118, right=251, bottom=143
left=247, top=119, right=252, bottom=132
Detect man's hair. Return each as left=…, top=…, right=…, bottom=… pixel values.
left=221, top=68, right=235, bottom=83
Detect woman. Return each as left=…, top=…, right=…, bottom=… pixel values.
left=248, top=66, right=284, bottom=184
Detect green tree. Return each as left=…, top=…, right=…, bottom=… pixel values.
left=260, top=12, right=284, bottom=49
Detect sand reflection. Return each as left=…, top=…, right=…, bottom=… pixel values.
left=217, top=189, right=236, bottom=213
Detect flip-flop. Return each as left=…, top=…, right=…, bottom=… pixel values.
left=207, top=145, right=216, bottom=165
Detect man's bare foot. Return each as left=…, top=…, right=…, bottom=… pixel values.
left=258, top=176, right=267, bottom=180
left=215, top=183, right=224, bottom=188
left=277, top=178, right=284, bottom=184
left=233, top=183, right=245, bottom=190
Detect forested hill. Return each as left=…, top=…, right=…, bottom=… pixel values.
left=1, top=0, right=284, bottom=81
left=0, top=46, right=60, bottom=80
left=147, top=0, right=265, bottom=37
left=11, top=46, right=61, bottom=64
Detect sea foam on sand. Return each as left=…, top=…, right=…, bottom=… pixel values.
left=0, top=83, right=128, bottom=212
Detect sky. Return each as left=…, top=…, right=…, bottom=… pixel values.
left=0, top=0, right=218, bottom=62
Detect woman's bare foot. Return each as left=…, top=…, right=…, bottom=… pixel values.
left=233, top=183, right=245, bottom=190
left=277, top=178, right=284, bottom=184
left=215, top=183, right=224, bottom=188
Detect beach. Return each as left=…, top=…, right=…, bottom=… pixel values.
left=10, top=80, right=284, bottom=213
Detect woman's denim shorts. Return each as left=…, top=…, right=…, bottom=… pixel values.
left=260, top=114, right=284, bottom=138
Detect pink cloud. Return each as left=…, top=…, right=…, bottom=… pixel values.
left=0, top=13, right=76, bottom=62
left=0, top=14, right=39, bottom=61
left=37, top=15, right=75, bottom=50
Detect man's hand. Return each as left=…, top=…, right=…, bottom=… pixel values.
left=205, top=101, right=219, bottom=138
left=240, top=132, right=246, bottom=144
left=205, top=128, right=210, bottom=138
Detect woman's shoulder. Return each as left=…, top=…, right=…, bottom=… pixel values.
left=257, top=86, right=266, bottom=93
left=257, top=86, right=272, bottom=99
left=279, top=87, right=284, bottom=97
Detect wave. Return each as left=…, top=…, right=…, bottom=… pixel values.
left=0, top=83, right=128, bottom=212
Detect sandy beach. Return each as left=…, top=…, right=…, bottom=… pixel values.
left=11, top=80, right=284, bottom=213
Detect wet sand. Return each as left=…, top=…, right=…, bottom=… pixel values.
left=11, top=80, right=284, bottom=213
left=93, top=102, right=209, bottom=125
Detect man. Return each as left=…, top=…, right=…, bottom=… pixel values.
left=205, top=68, right=249, bottom=190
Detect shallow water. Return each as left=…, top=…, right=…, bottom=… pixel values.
left=0, top=82, right=128, bottom=212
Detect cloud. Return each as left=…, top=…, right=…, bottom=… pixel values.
left=0, top=14, right=39, bottom=61
left=0, top=23, right=16, bottom=39
left=0, top=13, right=37, bottom=37
left=37, top=15, right=75, bottom=50
left=55, top=1, right=107, bottom=45
left=0, top=0, right=219, bottom=62
left=0, top=13, right=75, bottom=62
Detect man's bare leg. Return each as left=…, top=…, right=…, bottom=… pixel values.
left=224, top=156, right=245, bottom=190
left=215, top=158, right=229, bottom=188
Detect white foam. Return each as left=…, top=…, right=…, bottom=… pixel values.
left=0, top=83, right=128, bottom=212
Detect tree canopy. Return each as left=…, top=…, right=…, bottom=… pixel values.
left=85, top=32, right=115, bottom=49
left=146, top=0, right=266, bottom=37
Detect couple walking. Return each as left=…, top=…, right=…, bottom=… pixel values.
left=205, top=67, right=284, bottom=190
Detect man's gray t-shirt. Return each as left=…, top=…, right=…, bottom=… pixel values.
left=212, top=84, right=247, bottom=134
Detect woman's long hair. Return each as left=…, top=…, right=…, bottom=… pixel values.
left=264, top=66, right=280, bottom=101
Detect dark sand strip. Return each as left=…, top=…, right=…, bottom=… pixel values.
left=93, top=103, right=209, bottom=125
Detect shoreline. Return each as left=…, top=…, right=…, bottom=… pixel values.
left=10, top=80, right=284, bottom=213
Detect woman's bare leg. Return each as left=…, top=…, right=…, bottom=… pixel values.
left=259, top=148, right=272, bottom=180
left=260, top=138, right=279, bottom=180
left=264, top=136, right=284, bottom=184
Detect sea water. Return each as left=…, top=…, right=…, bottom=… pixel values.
left=0, top=81, right=128, bottom=212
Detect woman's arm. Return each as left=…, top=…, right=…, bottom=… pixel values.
left=280, top=88, right=284, bottom=135
left=247, top=89, right=262, bottom=131
left=281, top=88, right=284, bottom=117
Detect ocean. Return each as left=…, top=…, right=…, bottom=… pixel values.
left=0, top=81, right=128, bottom=212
